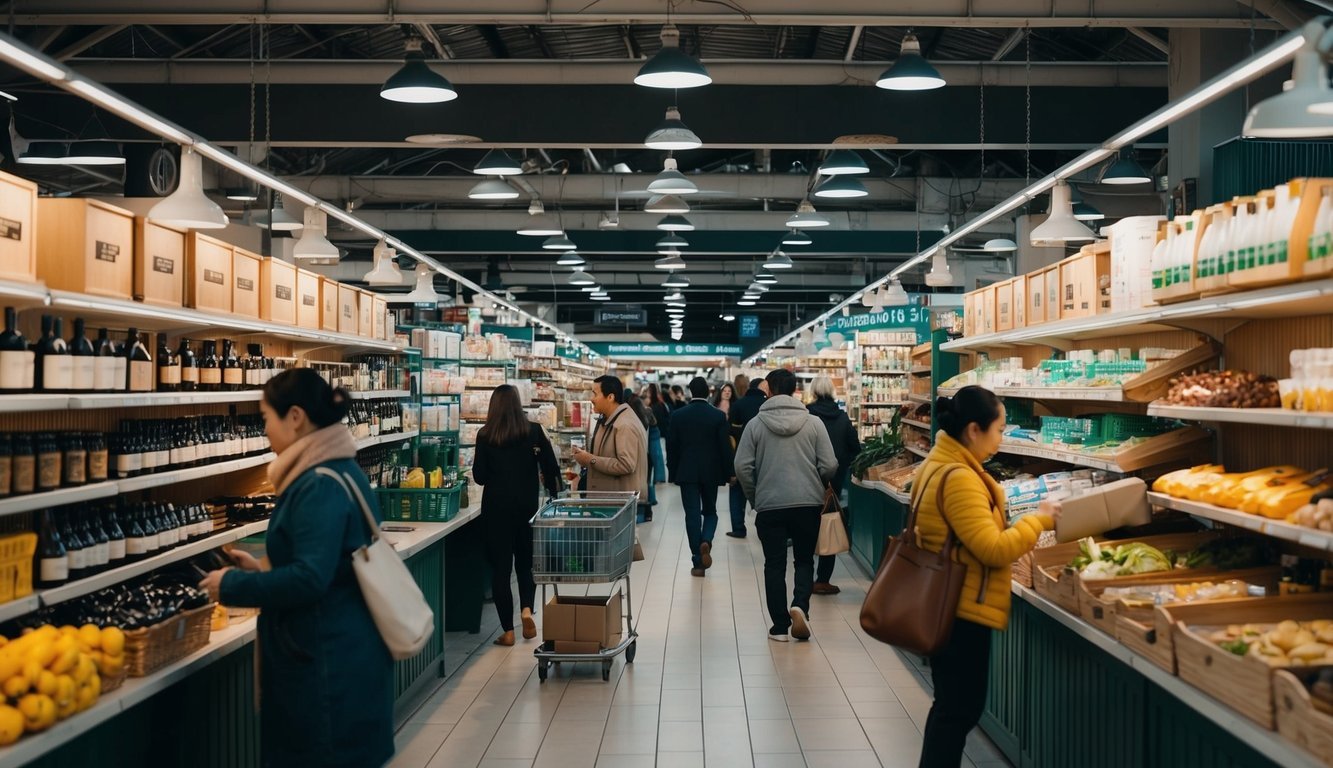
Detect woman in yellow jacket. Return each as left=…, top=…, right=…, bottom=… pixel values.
left=914, top=386, right=1054, bottom=768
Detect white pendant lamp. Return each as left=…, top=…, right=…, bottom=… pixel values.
left=813, top=175, right=869, bottom=199
left=662, top=273, right=690, bottom=289
left=876, top=33, right=946, bottom=91
left=782, top=229, right=813, bottom=246
left=1248, top=22, right=1333, bottom=135
left=472, top=149, right=522, bottom=175
left=390, top=265, right=442, bottom=305
left=786, top=199, right=830, bottom=228
left=818, top=149, right=869, bottom=175
left=292, top=207, right=340, bottom=260
left=656, top=232, right=690, bottom=251
left=860, top=287, right=878, bottom=308
left=381, top=38, right=457, bottom=103
left=645, top=108, right=703, bottom=151
left=581, top=283, right=602, bottom=292
left=517, top=201, right=564, bottom=236
left=646, top=195, right=690, bottom=214
left=568, top=268, right=596, bottom=286
left=883, top=279, right=910, bottom=305
left=664, top=292, right=686, bottom=302
left=362, top=240, right=405, bottom=286
left=468, top=178, right=519, bottom=200
left=635, top=25, right=712, bottom=89
left=737, top=299, right=757, bottom=307
left=925, top=252, right=954, bottom=287
left=542, top=234, right=577, bottom=251
left=983, top=238, right=1018, bottom=252
left=655, top=254, right=688, bottom=271
left=755, top=271, right=778, bottom=284
left=748, top=282, right=769, bottom=293
left=646, top=157, right=698, bottom=194
left=657, top=214, right=694, bottom=231
left=556, top=250, right=586, bottom=267
left=1030, top=182, right=1097, bottom=245
left=251, top=191, right=303, bottom=231
left=1099, top=151, right=1153, bottom=185
left=764, top=251, right=795, bottom=270
left=64, top=140, right=125, bottom=166
left=148, top=147, right=228, bottom=230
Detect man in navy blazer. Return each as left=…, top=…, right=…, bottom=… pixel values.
left=667, top=377, right=733, bottom=577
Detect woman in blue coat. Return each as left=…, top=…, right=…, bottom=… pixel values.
left=199, top=368, right=394, bottom=768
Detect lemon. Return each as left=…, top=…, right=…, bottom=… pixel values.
left=58, top=626, right=76, bottom=638
left=19, top=661, right=39, bottom=687
left=2, top=674, right=29, bottom=699
left=75, top=684, right=95, bottom=713
left=49, top=642, right=79, bottom=675
left=35, top=671, right=56, bottom=697
left=0, top=704, right=22, bottom=745
left=17, top=694, right=55, bottom=732
left=99, top=628, right=125, bottom=658
left=78, top=625, right=101, bottom=651
left=53, top=675, right=74, bottom=708
left=98, top=654, right=123, bottom=679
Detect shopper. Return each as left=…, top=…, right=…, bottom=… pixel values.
left=572, top=375, right=648, bottom=501
left=666, top=377, right=733, bottom=577
left=915, top=386, right=1054, bottom=768
left=198, top=368, right=393, bottom=768
left=733, top=374, right=749, bottom=399
left=473, top=384, right=562, bottom=647
left=711, top=382, right=736, bottom=417
left=669, top=384, right=688, bottom=411
left=625, top=394, right=657, bottom=521
left=647, top=383, right=673, bottom=439
left=725, top=376, right=768, bottom=538
left=734, top=368, right=836, bottom=642
left=806, top=376, right=860, bottom=596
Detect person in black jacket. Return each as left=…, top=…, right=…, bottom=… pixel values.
left=806, top=376, right=861, bottom=595
left=667, top=377, right=733, bottom=577
left=725, top=376, right=769, bottom=538
left=669, top=384, right=688, bottom=411
left=473, top=384, right=561, bottom=646
left=645, top=383, right=672, bottom=508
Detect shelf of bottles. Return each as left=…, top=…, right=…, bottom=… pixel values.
left=856, top=330, right=914, bottom=441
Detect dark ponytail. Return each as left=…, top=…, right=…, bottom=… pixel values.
left=935, top=385, right=1003, bottom=442
left=262, top=368, right=351, bottom=428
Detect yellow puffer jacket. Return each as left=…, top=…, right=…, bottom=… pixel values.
left=912, top=432, right=1052, bottom=630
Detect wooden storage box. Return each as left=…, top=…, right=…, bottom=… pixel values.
left=1116, top=589, right=1274, bottom=675
left=0, top=171, right=37, bottom=283
left=1031, top=531, right=1221, bottom=615
left=1229, top=183, right=1311, bottom=289
left=231, top=247, right=261, bottom=319
left=1011, top=274, right=1027, bottom=329
left=1295, top=178, right=1333, bottom=281
left=1079, top=565, right=1281, bottom=638
left=962, top=290, right=979, bottom=336
left=373, top=295, right=389, bottom=340
left=1027, top=268, right=1048, bottom=325
left=357, top=288, right=374, bottom=338
left=1058, top=244, right=1111, bottom=319
left=1043, top=264, right=1061, bottom=321
left=185, top=232, right=233, bottom=313
left=994, top=279, right=1015, bottom=332
left=1169, top=593, right=1333, bottom=728
left=338, top=284, right=359, bottom=335
left=133, top=218, right=185, bottom=308
left=260, top=257, right=298, bottom=326
left=319, top=276, right=339, bottom=331
left=36, top=198, right=134, bottom=299
left=979, top=284, right=997, bottom=336
left=295, top=268, right=321, bottom=330
left=1274, top=668, right=1333, bottom=765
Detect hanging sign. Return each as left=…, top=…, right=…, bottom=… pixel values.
left=594, top=307, right=648, bottom=327
left=739, top=315, right=760, bottom=339
left=828, top=305, right=932, bottom=341
left=586, top=342, right=744, bottom=357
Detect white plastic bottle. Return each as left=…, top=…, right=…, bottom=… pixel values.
left=1232, top=198, right=1255, bottom=274
left=1196, top=207, right=1217, bottom=282
left=1152, top=221, right=1174, bottom=290
left=1270, top=183, right=1298, bottom=265
left=1310, top=187, right=1333, bottom=264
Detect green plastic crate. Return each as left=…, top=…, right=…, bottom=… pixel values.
left=1039, top=415, right=1101, bottom=445
left=377, top=485, right=463, bottom=522
left=1100, top=413, right=1172, bottom=443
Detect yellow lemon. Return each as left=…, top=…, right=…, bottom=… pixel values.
left=17, top=694, right=55, bottom=732
left=99, top=628, right=125, bottom=658
left=53, top=675, right=74, bottom=708
left=35, top=671, right=56, bottom=697
left=2, top=674, right=29, bottom=699
left=78, top=625, right=101, bottom=651
left=0, top=704, right=22, bottom=745
left=71, top=655, right=94, bottom=686
left=58, top=626, right=76, bottom=638
left=49, top=640, right=78, bottom=675
left=0, top=636, right=8, bottom=648
left=98, top=654, right=123, bottom=679
left=75, top=684, right=95, bottom=713
left=24, top=641, right=53, bottom=669
left=86, top=673, right=100, bottom=699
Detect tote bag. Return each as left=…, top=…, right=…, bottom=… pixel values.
left=815, top=484, right=850, bottom=556
left=316, top=468, right=435, bottom=660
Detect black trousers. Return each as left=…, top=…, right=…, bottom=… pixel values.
left=919, top=619, right=993, bottom=768
left=483, top=510, right=536, bottom=632
left=755, top=505, right=820, bottom=631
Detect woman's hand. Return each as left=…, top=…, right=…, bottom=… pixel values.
left=1039, top=499, right=1063, bottom=529
left=198, top=567, right=232, bottom=603
left=224, top=547, right=264, bottom=572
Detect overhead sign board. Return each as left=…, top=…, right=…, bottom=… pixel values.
left=828, top=304, right=933, bottom=341
left=594, top=307, right=648, bottom=327
left=586, top=342, right=744, bottom=357
left=739, top=315, right=760, bottom=339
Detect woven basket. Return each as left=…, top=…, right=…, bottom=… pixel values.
left=100, top=665, right=127, bottom=693
left=123, top=603, right=214, bottom=677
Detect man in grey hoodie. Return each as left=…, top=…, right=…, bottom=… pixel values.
left=734, top=368, right=838, bottom=642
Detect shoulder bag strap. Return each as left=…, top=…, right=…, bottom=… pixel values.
left=906, top=464, right=964, bottom=556
left=314, top=466, right=380, bottom=545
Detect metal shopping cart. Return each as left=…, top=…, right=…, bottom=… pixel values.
left=530, top=490, right=639, bottom=682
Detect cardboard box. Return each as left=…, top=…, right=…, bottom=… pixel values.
left=1107, top=215, right=1165, bottom=312
left=260, top=257, right=298, bottom=326
left=0, top=171, right=37, bottom=283
left=231, top=247, right=262, bottom=319
left=553, top=641, right=602, bottom=655
left=1059, top=246, right=1111, bottom=319
left=296, top=268, right=321, bottom=329
left=338, top=284, right=359, bottom=335
left=185, top=232, right=233, bottom=313
left=541, top=593, right=623, bottom=648
left=373, top=295, right=389, bottom=340
left=357, top=288, right=374, bottom=338
left=319, top=276, right=339, bottom=331
left=36, top=198, right=134, bottom=299
left=961, top=291, right=976, bottom=336
left=1043, top=264, right=1061, bottom=321
left=994, top=279, right=1014, bottom=331
left=979, top=284, right=996, bottom=335
left=133, top=217, right=185, bottom=307
left=1011, top=274, right=1027, bottom=329
left=1027, top=269, right=1046, bottom=325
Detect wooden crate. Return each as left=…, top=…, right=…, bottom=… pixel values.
left=357, top=288, right=374, bottom=338
left=1117, top=593, right=1268, bottom=675
left=319, top=276, right=339, bottom=331
left=1170, top=593, right=1333, bottom=728
left=231, top=247, right=262, bottom=319
left=962, top=290, right=979, bottom=336
left=132, top=217, right=185, bottom=308
left=979, top=284, right=997, bottom=336
left=36, top=198, right=134, bottom=299
left=185, top=232, right=233, bottom=313
left=338, top=284, right=358, bottom=335
left=1058, top=244, right=1111, bottom=319
left=1121, top=340, right=1221, bottom=402
left=0, top=170, right=37, bottom=283
left=1043, top=264, right=1061, bottom=322
left=1079, top=565, right=1281, bottom=638
left=1295, top=178, right=1333, bottom=280
left=1229, top=181, right=1313, bottom=289
left=1025, top=269, right=1046, bottom=325
left=373, top=295, right=389, bottom=340
left=295, top=268, right=321, bottom=330
left=995, top=279, right=1015, bottom=332
left=1011, top=274, right=1027, bottom=329
left=1274, top=668, right=1333, bottom=765
left=260, top=257, right=297, bottom=326
left=1032, top=531, right=1221, bottom=615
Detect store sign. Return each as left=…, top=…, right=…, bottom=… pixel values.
left=594, top=307, right=648, bottom=327
left=829, top=305, right=933, bottom=341
left=739, top=315, right=760, bottom=339
left=586, top=342, right=744, bottom=357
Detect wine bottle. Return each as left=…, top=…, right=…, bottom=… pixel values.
left=105, top=505, right=126, bottom=567
left=62, top=432, right=87, bottom=487
left=245, top=344, right=264, bottom=388
left=93, top=328, right=118, bottom=392
left=126, top=329, right=153, bottom=393
left=35, top=432, right=62, bottom=492
left=86, top=432, right=108, bottom=483
left=11, top=433, right=33, bottom=494
left=0, top=307, right=30, bottom=392
left=34, top=316, right=63, bottom=392
left=0, top=433, right=11, bottom=498
left=63, top=510, right=87, bottom=582
left=87, top=508, right=109, bottom=572
left=68, top=318, right=95, bottom=392
left=199, top=341, right=221, bottom=391
left=177, top=338, right=198, bottom=392
left=124, top=505, right=148, bottom=562
left=156, top=334, right=180, bottom=392
left=221, top=339, right=242, bottom=391
left=37, top=509, right=68, bottom=588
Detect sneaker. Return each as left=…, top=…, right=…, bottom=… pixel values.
left=789, top=607, right=811, bottom=640
left=768, top=627, right=789, bottom=642
left=690, top=567, right=706, bottom=577
left=700, top=541, right=713, bottom=569
left=812, top=582, right=841, bottom=595
left=725, top=531, right=747, bottom=539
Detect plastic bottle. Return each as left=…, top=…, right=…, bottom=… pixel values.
left=1196, top=208, right=1218, bottom=281
left=1310, top=187, right=1333, bottom=263
left=1152, top=222, right=1174, bottom=290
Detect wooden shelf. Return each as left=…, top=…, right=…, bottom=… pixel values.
left=862, top=369, right=909, bottom=376
left=354, top=431, right=418, bottom=451
left=1147, top=492, right=1333, bottom=553
left=910, top=366, right=932, bottom=376
left=906, top=445, right=931, bottom=459
left=995, top=426, right=1210, bottom=472
left=907, top=393, right=932, bottom=404
left=861, top=401, right=907, bottom=407
left=1146, top=403, right=1333, bottom=430
left=348, top=389, right=410, bottom=400
left=903, top=418, right=932, bottom=430
left=116, top=453, right=274, bottom=494
left=939, top=385, right=1127, bottom=402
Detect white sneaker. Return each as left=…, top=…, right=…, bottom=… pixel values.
left=789, top=607, right=811, bottom=641
left=768, top=628, right=789, bottom=642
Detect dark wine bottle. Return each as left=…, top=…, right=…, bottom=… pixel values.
left=199, top=341, right=221, bottom=392
left=156, top=334, right=180, bottom=392
left=124, top=505, right=149, bottom=562
left=36, top=509, right=68, bottom=588
left=93, top=328, right=118, bottom=391
left=0, top=307, right=30, bottom=392
left=68, top=318, right=95, bottom=392
left=221, top=339, right=242, bottom=391
left=105, top=505, right=126, bottom=567
left=63, top=510, right=88, bottom=582
left=177, top=338, right=198, bottom=392
left=126, top=329, right=153, bottom=393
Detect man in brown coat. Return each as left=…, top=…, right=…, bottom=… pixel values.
left=571, top=375, right=648, bottom=501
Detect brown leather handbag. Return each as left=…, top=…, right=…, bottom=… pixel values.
left=859, top=464, right=968, bottom=656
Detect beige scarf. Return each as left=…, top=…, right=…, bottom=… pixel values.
left=267, top=423, right=358, bottom=494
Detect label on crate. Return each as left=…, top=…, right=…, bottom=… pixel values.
left=0, top=217, right=21, bottom=241
left=275, top=285, right=292, bottom=301
left=303, top=293, right=317, bottom=307
left=94, top=241, right=119, bottom=263
left=152, top=256, right=175, bottom=275
left=204, top=269, right=225, bottom=286
left=236, top=277, right=255, bottom=293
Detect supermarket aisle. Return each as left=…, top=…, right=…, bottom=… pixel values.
left=392, top=485, right=1011, bottom=768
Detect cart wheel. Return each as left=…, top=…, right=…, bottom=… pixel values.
left=537, top=660, right=549, bottom=682
left=626, top=641, right=637, bottom=664
left=601, top=660, right=612, bottom=681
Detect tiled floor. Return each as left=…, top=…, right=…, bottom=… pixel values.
left=393, top=484, right=1012, bottom=768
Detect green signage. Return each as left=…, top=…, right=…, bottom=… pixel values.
left=828, top=305, right=933, bottom=340
left=587, top=342, right=745, bottom=357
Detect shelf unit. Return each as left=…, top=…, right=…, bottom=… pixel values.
left=1146, top=403, right=1333, bottom=429
left=902, top=417, right=933, bottom=430
left=939, top=385, right=1127, bottom=402
left=1147, top=492, right=1333, bottom=553
left=906, top=445, right=931, bottom=459
left=995, top=426, right=1210, bottom=473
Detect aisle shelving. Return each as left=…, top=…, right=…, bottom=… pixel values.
left=1147, top=492, right=1333, bottom=553
left=939, top=385, right=1127, bottom=402
left=116, top=452, right=274, bottom=494
left=902, top=417, right=933, bottom=430
left=1146, top=403, right=1333, bottom=429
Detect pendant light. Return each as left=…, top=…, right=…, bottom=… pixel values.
left=818, top=149, right=869, bottom=175
left=381, top=38, right=457, bottom=103
left=468, top=178, right=519, bottom=200
left=1030, top=182, right=1097, bottom=245
left=656, top=232, right=690, bottom=251
left=813, top=175, right=869, bottom=199
left=925, top=252, right=954, bottom=286
left=646, top=157, right=697, bottom=194
left=664, top=291, right=686, bottom=302
left=764, top=251, right=795, bottom=270
left=644, top=107, right=703, bottom=150
left=1100, top=150, right=1152, bottom=185
left=742, top=291, right=761, bottom=301
left=556, top=251, right=586, bottom=267
left=542, top=234, right=577, bottom=251
left=983, top=238, right=1018, bottom=252
left=16, top=141, right=67, bottom=165
left=1251, top=21, right=1333, bottom=134
left=568, top=268, right=596, bottom=286
left=755, top=271, right=778, bottom=284
left=581, top=283, right=603, bottom=292
left=517, top=201, right=563, bottom=236
left=882, top=279, right=910, bottom=306
left=662, top=272, right=690, bottom=288
left=786, top=199, right=830, bottom=228
left=252, top=191, right=303, bottom=231
left=224, top=182, right=260, bottom=202
left=390, top=265, right=442, bottom=305
left=64, top=140, right=124, bottom=165
left=737, top=299, right=757, bottom=307
left=748, top=282, right=769, bottom=293
left=1073, top=200, right=1105, bottom=221
left=472, top=148, right=522, bottom=175
left=148, top=147, right=228, bottom=230
left=870, top=288, right=886, bottom=313
left=635, top=25, right=712, bottom=89
left=656, top=214, right=694, bottom=231
left=292, top=207, right=340, bottom=260
left=591, top=291, right=611, bottom=301
left=646, top=195, right=690, bottom=214
left=781, top=229, right=813, bottom=246
left=860, top=287, right=878, bottom=308
left=362, top=240, right=405, bottom=285
left=667, top=302, right=687, bottom=309
left=876, top=32, right=945, bottom=91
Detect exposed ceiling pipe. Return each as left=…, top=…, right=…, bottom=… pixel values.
left=582, top=148, right=603, bottom=173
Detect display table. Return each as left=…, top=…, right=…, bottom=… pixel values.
left=848, top=476, right=910, bottom=574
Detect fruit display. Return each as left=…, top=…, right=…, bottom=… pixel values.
left=1161, top=370, right=1280, bottom=408
left=1069, top=536, right=1273, bottom=579
left=0, top=623, right=123, bottom=745
left=1209, top=619, right=1333, bottom=667
left=1154, top=464, right=1331, bottom=520
left=1101, top=578, right=1256, bottom=607
left=1290, top=496, right=1333, bottom=532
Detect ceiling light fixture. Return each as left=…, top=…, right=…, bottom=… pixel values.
left=656, top=254, right=688, bottom=271
left=292, top=207, right=340, bottom=260
left=556, top=250, right=586, bottom=267
left=764, top=251, right=795, bottom=270
left=755, top=271, right=778, bottom=284
left=581, top=284, right=603, bottom=292
left=517, top=201, right=563, bottom=236
left=925, top=252, right=954, bottom=286
left=882, top=279, right=910, bottom=306
left=251, top=191, right=303, bottom=231
left=656, top=214, right=694, bottom=231
left=646, top=195, right=690, bottom=214
left=468, top=178, right=520, bottom=200
left=472, top=148, right=522, bottom=175
left=363, top=240, right=405, bottom=285
left=63, top=140, right=124, bottom=166
left=16, top=141, right=66, bottom=165
left=983, top=238, right=1018, bottom=252
left=644, top=107, right=703, bottom=151
left=646, top=157, right=698, bottom=195
left=635, top=25, right=712, bottom=89
left=737, top=300, right=757, bottom=307
left=542, top=234, right=577, bottom=251
left=1099, top=149, right=1153, bottom=185
left=656, top=232, right=690, bottom=250
left=662, top=273, right=690, bottom=289
left=786, top=199, right=830, bottom=228
left=1073, top=199, right=1105, bottom=221
left=389, top=265, right=442, bottom=305
left=813, top=175, right=869, bottom=199
left=568, top=268, right=596, bottom=286
left=148, top=147, right=228, bottom=230
left=781, top=229, right=813, bottom=246
left=664, top=292, right=686, bottom=302
left=591, top=292, right=611, bottom=300
left=1030, top=181, right=1098, bottom=245
left=818, top=149, right=869, bottom=175
left=876, top=32, right=946, bottom=91
left=721, top=314, right=735, bottom=322
left=381, top=38, right=457, bottom=103
left=748, top=282, right=769, bottom=293
left=223, top=183, right=260, bottom=202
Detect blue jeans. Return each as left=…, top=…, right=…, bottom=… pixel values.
left=728, top=482, right=748, bottom=534
left=679, top=483, right=719, bottom=568
left=647, top=427, right=665, bottom=504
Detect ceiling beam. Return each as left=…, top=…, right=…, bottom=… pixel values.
left=51, top=24, right=126, bottom=61
left=26, top=25, right=68, bottom=53
left=991, top=29, right=1026, bottom=61
left=844, top=25, right=862, bottom=61
left=8, top=0, right=1288, bottom=29
left=414, top=22, right=452, bottom=59
left=1240, top=0, right=1312, bottom=30
left=1126, top=27, right=1171, bottom=55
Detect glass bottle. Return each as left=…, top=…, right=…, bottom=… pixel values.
left=86, top=432, right=108, bottom=483
left=177, top=338, right=198, bottom=392
left=87, top=508, right=109, bottom=572
left=34, top=315, right=71, bottom=393
left=0, top=307, right=29, bottom=392
left=11, top=433, right=34, bottom=495
left=124, top=505, right=148, bottom=562
left=221, top=339, right=243, bottom=391
left=62, top=432, right=87, bottom=487
left=62, top=510, right=87, bottom=582
left=0, top=433, right=11, bottom=498
left=36, top=509, right=68, bottom=588
left=1311, top=188, right=1333, bottom=263
left=126, top=329, right=153, bottom=393
left=67, top=318, right=95, bottom=393
left=245, top=344, right=264, bottom=388
left=199, top=341, right=221, bottom=392
left=104, top=505, right=126, bottom=567
left=93, top=328, right=118, bottom=392
left=156, top=333, right=180, bottom=392
left=35, top=432, right=62, bottom=492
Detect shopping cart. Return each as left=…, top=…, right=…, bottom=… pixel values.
left=530, top=490, right=639, bottom=682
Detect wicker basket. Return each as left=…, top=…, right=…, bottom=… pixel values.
left=100, top=665, right=127, bottom=693
left=123, top=603, right=214, bottom=677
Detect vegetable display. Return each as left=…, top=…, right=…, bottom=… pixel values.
left=851, top=407, right=905, bottom=479
left=1068, top=536, right=1272, bottom=579
left=1209, top=620, right=1333, bottom=667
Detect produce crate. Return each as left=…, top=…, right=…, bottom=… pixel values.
left=0, top=533, right=35, bottom=604
left=123, top=602, right=214, bottom=677
left=1169, top=593, right=1333, bottom=728
left=1031, top=531, right=1220, bottom=615
left=1079, top=565, right=1281, bottom=638
left=377, top=485, right=462, bottom=522
left=1274, top=668, right=1333, bottom=766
